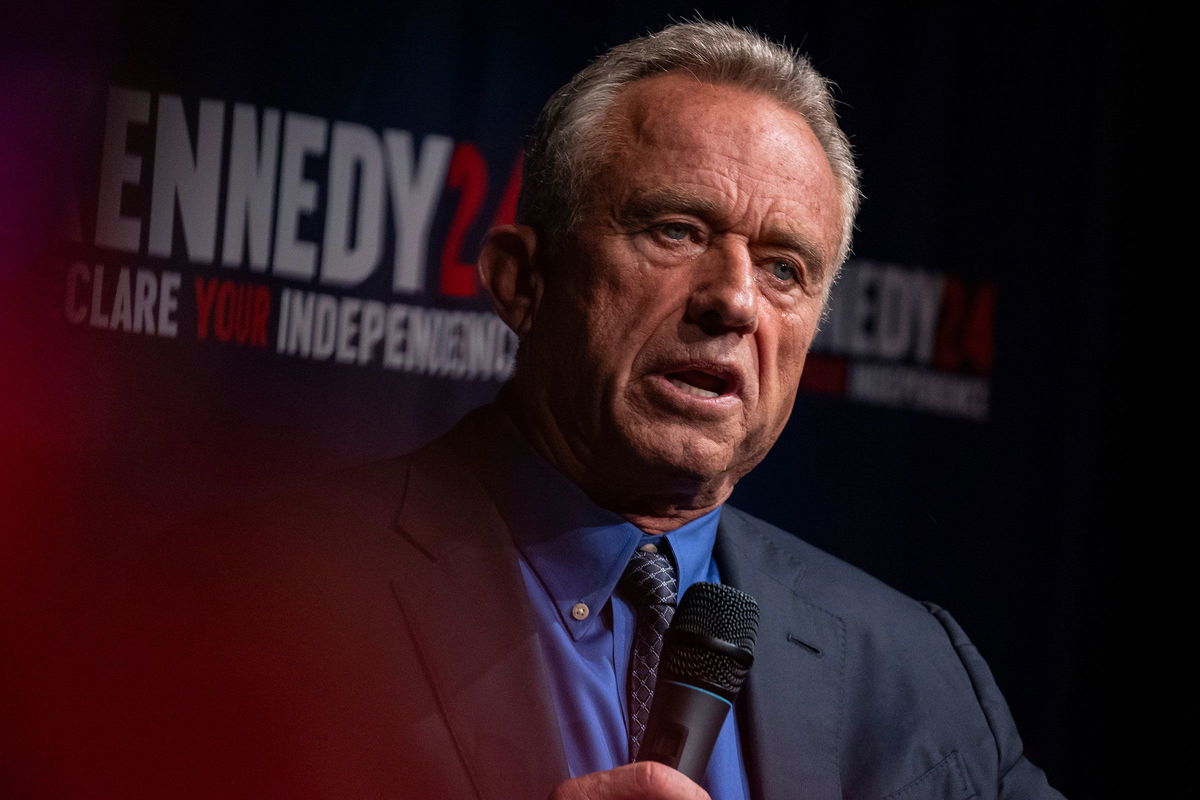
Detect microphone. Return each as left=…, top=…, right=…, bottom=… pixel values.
left=638, top=582, right=760, bottom=781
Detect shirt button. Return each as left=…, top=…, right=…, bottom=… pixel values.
left=571, top=602, right=590, bottom=620
left=639, top=543, right=658, bottom=553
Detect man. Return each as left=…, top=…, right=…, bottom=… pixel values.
left=381, top=19, right=1060, bottom=800
left=47, top=20, right=1058, bottom=800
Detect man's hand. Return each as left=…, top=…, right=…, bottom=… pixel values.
left=548, top=762, right=711, bottom=800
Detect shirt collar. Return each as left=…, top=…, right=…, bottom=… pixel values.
left=470, top=406, right=723, bottom=640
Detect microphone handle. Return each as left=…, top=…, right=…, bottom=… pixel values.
left=637, top=678, right=733, bottom=781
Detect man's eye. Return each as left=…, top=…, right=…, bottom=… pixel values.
left=769, top=260, right=800, bottom=282
left=659, top=223, right=692, bottom=241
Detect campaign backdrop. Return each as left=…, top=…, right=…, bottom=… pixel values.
left=3, top=2, right=1153, bottom=797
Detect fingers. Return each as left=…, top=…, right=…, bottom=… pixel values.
left=548, top=762, right=712, bottom=800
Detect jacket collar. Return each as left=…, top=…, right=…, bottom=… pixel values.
left=388, top=410, right=569, bottom=800
left=716, top=507, right=846, bottom=799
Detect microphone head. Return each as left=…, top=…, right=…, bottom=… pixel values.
left=661, top=582, right=759, bottom=698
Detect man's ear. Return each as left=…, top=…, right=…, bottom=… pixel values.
left=478, top=224, right=543, bottom=338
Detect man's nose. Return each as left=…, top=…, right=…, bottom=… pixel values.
left=685, top=244, right=759, bottom=336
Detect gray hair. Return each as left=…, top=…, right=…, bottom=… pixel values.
left=517, top=20, right=861, bottom=269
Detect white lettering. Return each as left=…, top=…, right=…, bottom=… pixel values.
left=274, top=288, right=514, bottom=378
left=358, top=299, right=386, bottom=363
left=312, top=293, right=338, bottom=358
left=133, top=268, right=156, bottom=333
left=321, top=122, right=385, bottom=287
left=384, top=303, right=407, bottom=369
left=223, top=104, right=281, bottom=271
left=385, top=131, right=452, bottom=294
left=109, top=268, right=133, bottom=331
left=335, top=296, right=361, bottom=363
left=95, top=87, right=150, bottom=253
left=89, top=265, right=110, bottom=327
left=158, top=271, right=180, bottom=336
left=148, top=94, right=224, bottom=262
left=849, top=261, right=880, bottom=357
left=849, top=363, right=989, bottom=421
left=876, top=265, right=911, bottom=360
left=273, top=112, right=329, bottom=280
left=281, top=289, right=313, bottom=356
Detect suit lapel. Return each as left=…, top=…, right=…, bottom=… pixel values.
left=716, top=510, right=845, bottom=800
left=389, top=421, right=567, bottom=800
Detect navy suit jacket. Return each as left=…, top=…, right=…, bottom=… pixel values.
left=115, top=408, right=1062, bottom=799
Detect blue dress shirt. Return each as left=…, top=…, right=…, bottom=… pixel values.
left=470, top=412, right=751, bottom=800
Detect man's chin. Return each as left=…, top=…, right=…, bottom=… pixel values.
left=615, top=429, right=743, bottom=493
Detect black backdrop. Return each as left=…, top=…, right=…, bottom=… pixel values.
left=2, top=2, right=1165, bottom=797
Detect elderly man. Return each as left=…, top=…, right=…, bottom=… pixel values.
left=366, top=19, right=1062, bottom=800
left=113, top=20, right=1061, bottom=800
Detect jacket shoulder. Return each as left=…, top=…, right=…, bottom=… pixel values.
left=720, top=504, right=932, bottom=625
left=720, top=505, right=1063, bottom=799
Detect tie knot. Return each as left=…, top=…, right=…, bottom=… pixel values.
left=620, top=546, right=678, bottom=608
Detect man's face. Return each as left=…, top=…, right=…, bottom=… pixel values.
left=518, top=72, right=844, bottom=506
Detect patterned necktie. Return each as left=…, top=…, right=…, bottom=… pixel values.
left=618, top=543, right=678, bottom=761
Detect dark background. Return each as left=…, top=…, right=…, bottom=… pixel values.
left=2, top=1, right=1166, bottom=797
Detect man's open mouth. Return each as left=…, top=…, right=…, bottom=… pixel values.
left=665, top=369, right=733, bottom=399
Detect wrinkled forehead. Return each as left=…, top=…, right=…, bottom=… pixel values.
left=585, top=73, right=843, bottom=263
left=615, top=72, right=810, bottom=148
